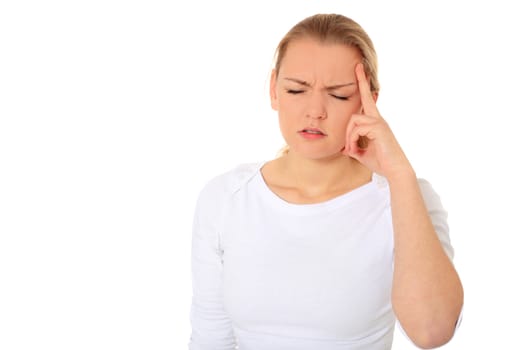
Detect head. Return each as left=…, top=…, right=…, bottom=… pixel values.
left=270, top=14, right=379, bottom=158
left=273, top=14, right=379, bottom=94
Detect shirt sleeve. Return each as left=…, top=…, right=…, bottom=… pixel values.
left=188, top=181, right=237, bottom=350
left=418, top=178, right=454, bottom=261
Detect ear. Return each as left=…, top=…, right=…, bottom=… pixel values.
left=270, top=69, right=278, bottom=111
left=372, top=91, right=379, bottom=103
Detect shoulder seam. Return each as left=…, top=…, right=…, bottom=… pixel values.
left=230, top=162, right=265, bottom=194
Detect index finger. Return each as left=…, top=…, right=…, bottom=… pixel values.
left=355, top=63, right=379, bottom=116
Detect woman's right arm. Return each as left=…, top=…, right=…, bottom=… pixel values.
left=189, top=185, right=236, bottom=350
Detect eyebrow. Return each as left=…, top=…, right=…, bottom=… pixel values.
left=283, top=77, right=356, bottom=90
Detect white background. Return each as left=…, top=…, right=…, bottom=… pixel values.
left=1, top=0, right=524, bottom=349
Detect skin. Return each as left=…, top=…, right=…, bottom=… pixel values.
left=265, top=39, right=373, bottom=203
left=263, top=38, right=464, bottom=348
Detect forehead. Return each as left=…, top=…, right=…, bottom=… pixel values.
left=279, top=38, right=362, bottom=79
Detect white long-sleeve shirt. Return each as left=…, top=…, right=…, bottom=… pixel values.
left=189, top=162, right=454, bottom=350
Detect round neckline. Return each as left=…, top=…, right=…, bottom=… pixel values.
left=254, top=165, right=383, bottom=216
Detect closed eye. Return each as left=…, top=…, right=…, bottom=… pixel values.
left=286, top=89, right=304, bottom=95
left=331, top=94, right=350, bottom=101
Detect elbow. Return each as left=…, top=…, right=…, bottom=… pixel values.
left=406, top=319, right=457, bottom=349
left=411, top=330, right=453, bottom=349
left=397, top=304, right=463, bottom=349
left=395, top=287, right=464, bottom=348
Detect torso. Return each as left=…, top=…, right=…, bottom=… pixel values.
left=219, top=162, right=396, bottom=348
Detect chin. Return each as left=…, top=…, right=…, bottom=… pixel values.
left=292, top=148, right=345, bottom=161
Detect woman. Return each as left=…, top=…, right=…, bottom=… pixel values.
left=189, top=13, right=463, bottom=350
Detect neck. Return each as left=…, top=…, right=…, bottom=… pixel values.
left=277, top=151, right=371, bottom=196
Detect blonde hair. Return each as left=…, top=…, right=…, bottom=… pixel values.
left=274, top=13, right=379, bottom=92
left=273, top=14, right=379, bottom=156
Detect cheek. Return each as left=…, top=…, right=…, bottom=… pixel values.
left=333, top=121, right=349, bottom=142
left=331, top=98, right=361, bottom=122
left=278, top=112, right=296, bottom=134
left=327, top=105, right=358, bottom=137
left=329, top=105, right=354, bottom=125
left=276, top=97, right=302, bottom=121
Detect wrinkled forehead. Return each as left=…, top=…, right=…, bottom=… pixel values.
left=278, top=39, right=362, bottom=81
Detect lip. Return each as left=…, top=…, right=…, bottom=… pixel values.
left=298, top=127, right=327, bottom=139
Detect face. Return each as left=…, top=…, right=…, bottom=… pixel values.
left=270, top=39, right=367, bottom=160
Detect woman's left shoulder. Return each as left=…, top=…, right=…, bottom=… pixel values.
left=416, top=178, right=446, bottom=209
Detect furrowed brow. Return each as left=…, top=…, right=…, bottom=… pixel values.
left=326, top=82, right=356, bottom=90
left=283, top=78, right=356, bottom=90
left=283, top=77, right=310, bottom=87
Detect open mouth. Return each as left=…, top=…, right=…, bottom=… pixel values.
left=299, top=128, right=326, bottom=136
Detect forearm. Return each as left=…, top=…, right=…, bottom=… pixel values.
left=389, top=169, right=463, bottom=348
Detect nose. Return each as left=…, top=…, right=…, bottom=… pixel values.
left=310, top=110, right=327, bottom=120
left=307, top=92, right=327, bottom=120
